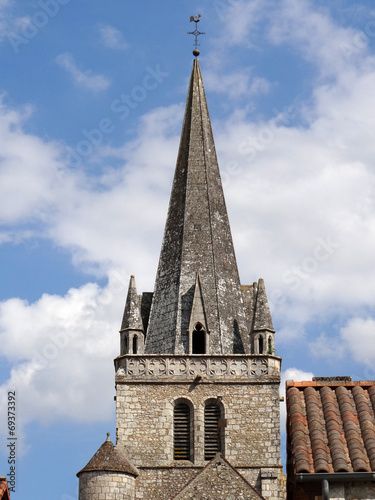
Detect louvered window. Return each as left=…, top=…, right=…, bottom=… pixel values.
left=204, top=403, right=221, bottom=460
left=174, top=403, right=190, bottom=460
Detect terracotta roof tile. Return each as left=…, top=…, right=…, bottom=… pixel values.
left=0, top=478, right=10, bottom=500
left=287, top=380, right=375, bottom=476
left=304, top=386, right=331, bottom=472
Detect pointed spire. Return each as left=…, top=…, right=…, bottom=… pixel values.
left=120, top=276, right=144, bottom=355
left=120, top=275, right=143, bottom=332
left=253, top=279, right=274, bottom=332
left=145, top=60, right=250, bottom=355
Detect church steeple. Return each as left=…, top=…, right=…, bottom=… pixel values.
left=145, top=59, right=250, bottom=355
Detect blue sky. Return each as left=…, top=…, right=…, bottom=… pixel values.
left=1, top=0, right=375, bottom=498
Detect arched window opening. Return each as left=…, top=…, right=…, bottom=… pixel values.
left=204, top=403, right=221, bottom=460
left=268, top=336, right=272, bottom=354
left=174, top=403, right=191, bottom=460
left=192, top=323, right=206, bottom=354
left=132, top=335, right=138, bottom=354
left=258, top=335, right=263, bottom=354
left=124, top=336, right=129, bottom=354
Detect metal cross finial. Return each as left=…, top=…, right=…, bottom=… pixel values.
left=188, top=14, right=205, bottom=57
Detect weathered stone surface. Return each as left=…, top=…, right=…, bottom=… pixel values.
left=77, top=434, right=138, bottom=477
left=114, top=359, right=285, bottom=499
left=114, top=354, right=281, bottom=382
left=172, top=453, right=265, bottom=499
left=145, top=59, right=250, bottom=356
left=120, top=276, right=144, bottom=355
left=78, top=471, right=136, bottom=500
left=78, top=56, right=285, bottom=500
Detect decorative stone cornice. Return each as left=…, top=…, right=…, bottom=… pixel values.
left=114, top=355, right=281, bottom=383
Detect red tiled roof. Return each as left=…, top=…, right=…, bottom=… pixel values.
left=0, top=477, right=10, bottom=500
left=286, top=380, right=375, bottom=475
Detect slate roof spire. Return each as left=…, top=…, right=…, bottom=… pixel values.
left=145, top=59, right=250, bottom=355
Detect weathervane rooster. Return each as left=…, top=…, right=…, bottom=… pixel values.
left=188, top=14, right=205, bottom=57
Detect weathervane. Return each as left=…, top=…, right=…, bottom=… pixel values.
left=188, top=14, right=205, bottom=57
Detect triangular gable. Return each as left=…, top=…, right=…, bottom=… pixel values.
left=188, top=273, right=209, bottom=333
left=172, top=453, right=265, bottom=500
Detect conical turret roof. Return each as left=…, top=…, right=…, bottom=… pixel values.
left=145, top=59, right=250, bottom=355
left=77, top=433, right=138, bottom=477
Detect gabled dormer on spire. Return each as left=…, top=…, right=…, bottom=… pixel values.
left=145, top=59, right=250, bottom=356
left=120, top=275, right=144, bottom=355
left=188, top=273, right=209, bottom=354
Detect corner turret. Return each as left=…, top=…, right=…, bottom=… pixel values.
left=243, top=279, right=275, bottom=355
left=77, top=433, right=138, bottom=500
left=119, top=276, right=144, bottom=355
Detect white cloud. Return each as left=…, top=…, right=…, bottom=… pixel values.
left=205, top=68, right=272, bottom=100
left=0, top=1, right=375, bottom=399
left=340, top=317, right=375, bottom=377
left=267, top=0, right=373, bottom=78
left=213, top=0, right=271, bottom=47
left=48, top=104, right=182, bottom=289
left=208, top=1, right=375, bottom=336
left=0, top=275, right=126, bottom=452
left=56, top=53, right=111, bottom=92
left=308, top=332, right=346, bottom=360
left=98, top=24, right=128, bottom=50
left=0, top=97, right=64, bottom=224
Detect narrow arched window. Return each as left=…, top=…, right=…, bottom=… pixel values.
left=204, top=403, right=221, bottom=460
left=133, top=335, right=138, bottom=354
left=258, top=335, right=263, bottom=354
left=174, top=403, right=191, bottom=460
left=192, top=323, right=205, bottom=354
left=268, top=336, right=272, bottom=354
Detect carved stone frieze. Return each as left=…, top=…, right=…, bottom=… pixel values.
left=114, top=355, right=281, bottom=382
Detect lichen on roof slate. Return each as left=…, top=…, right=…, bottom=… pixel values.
left=77, top=434, right=139, bottom=477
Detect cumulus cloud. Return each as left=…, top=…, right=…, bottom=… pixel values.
left=1, top=0, right=375, bottom=445
left=49, top=104, right=182, bottom=289
left=0, top=97, right=64, bottom=225
left=204, top=68, right=272, bottom=100
left=56, top=53, right=111, bottom=92
left=98, top=24, right=128, bottom=50
left=212, top=0, right=271, bottom=47
left=340, top=318, right=375, bottom=377
left=268, top=0, right=373, bottom=77
left=0, top=275, right=127, bottom=451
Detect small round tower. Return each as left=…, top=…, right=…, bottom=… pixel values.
left=77, top=433, right=138, bottom=500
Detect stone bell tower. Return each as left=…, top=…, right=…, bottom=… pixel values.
left=78, top=48, right=285, bottom=500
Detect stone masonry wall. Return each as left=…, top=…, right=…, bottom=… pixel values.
left=115, top=355, right=285, bottom=499
left=331, top=482, right=375, bottom=500
left=116, top=381, right=281, bottom=467
left=79, top=471, right=135, bottom=500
